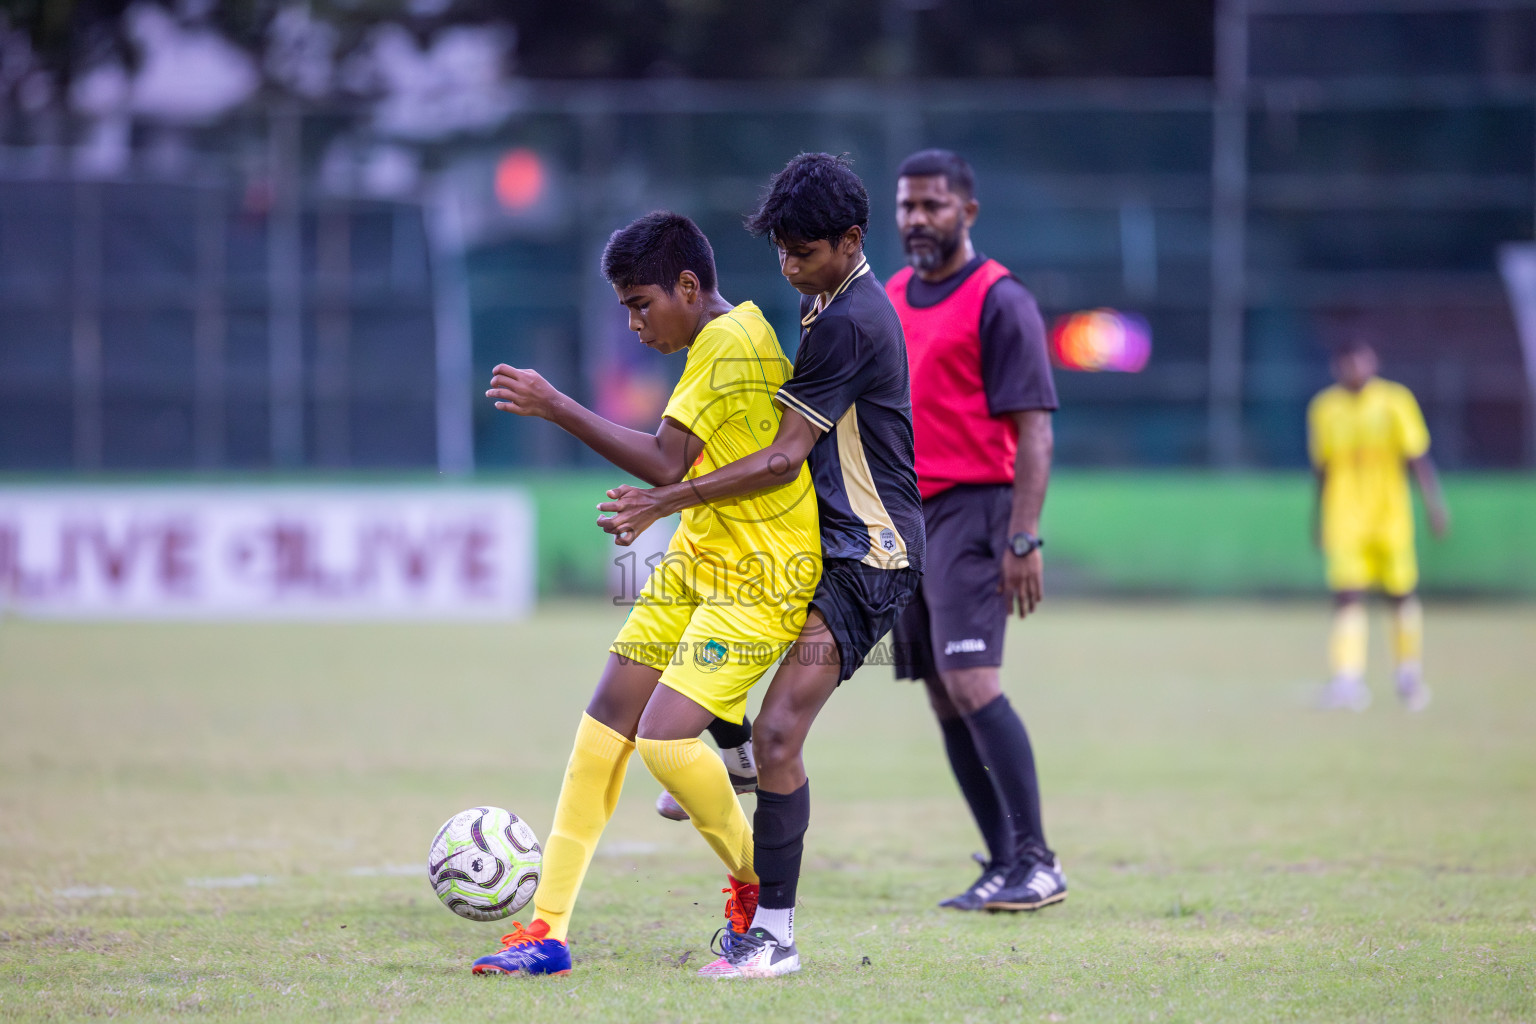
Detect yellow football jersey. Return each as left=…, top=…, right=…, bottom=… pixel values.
left=1308, top=377, right=1430, bottom=551
left=659, top=301, right=820, bottom=635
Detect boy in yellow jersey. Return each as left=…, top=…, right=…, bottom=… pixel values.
left=471, top=212, right=820, bottom=976
left=1308, top=337, right=1449, bottom=712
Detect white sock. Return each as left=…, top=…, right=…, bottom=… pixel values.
left=719, top=740, right=756, bottom=778
left=750, top=905, right=793, bottom=945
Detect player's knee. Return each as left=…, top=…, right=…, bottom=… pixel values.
left=924, top=677, right=959, bottom=719
left=751, top=714, right=802, bottom=772
left=950, top=688, right=997, bottom=716
left=944, top=668, right=1002, bottom=716
left=585, top=692, right=637, bottom=737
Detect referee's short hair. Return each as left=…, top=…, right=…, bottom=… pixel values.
left=601, top=211, right=717, bottom=294
left=897, top=149, right=977, bottom=200
left=745, top=152, right=870, bottom=246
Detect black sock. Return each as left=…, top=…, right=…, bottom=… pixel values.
left=753, top=780, right=810, bottom=909
left=939, top=714, right=1012, bottom=870
left=706, top=715, right=752, bottom=750
left=964, top=694, right=1052, bottom=867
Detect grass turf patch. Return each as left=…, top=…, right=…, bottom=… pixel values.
left=1, top=601, right=1533, bottom=1022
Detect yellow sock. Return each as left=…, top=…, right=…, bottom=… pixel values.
left=1329, top=602, right=1368, bottom=680
left=636, top=736, right=757, bottom=884
left=532, top=713, right=634, bottom=942
left=1392, top=596, right=1423, bottom=669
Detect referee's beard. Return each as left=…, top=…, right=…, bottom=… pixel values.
left=902, top=226, right=962, bottom=274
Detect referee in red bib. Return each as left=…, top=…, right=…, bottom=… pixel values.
left=888, top=149, right=1065, bottom=912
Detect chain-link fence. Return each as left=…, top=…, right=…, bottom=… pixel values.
left=3, top=15, right=1533, bottom=473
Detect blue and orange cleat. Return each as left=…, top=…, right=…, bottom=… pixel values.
left=697, top=875, right=759, bottom=977
left=471, top=920, right=572, bottom=976
left=722, top=875, right=759, bottom=945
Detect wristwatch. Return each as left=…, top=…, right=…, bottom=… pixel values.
left=1008, top=531, right=1044, bottom=558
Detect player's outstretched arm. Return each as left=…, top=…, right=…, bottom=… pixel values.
left=595, top=408, right=821, bottom=546
left=486, top=363, right=702, bottom=486
left=1409, top=454, right=1451, bottom=538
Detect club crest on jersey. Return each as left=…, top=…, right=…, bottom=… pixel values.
left=695, top=638, right=730, bottom=672
left=879, top=528, right=896, bottom=551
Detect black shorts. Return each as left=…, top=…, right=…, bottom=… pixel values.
left=892, top=484, right=1012, bottom=680
left=807, top=557, right=922, bottom=682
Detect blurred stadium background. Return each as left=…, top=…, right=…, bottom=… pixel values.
left=3, top=0, right=1534, bottom=607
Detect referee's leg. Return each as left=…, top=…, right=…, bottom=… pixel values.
left=925, top=671, right=1011, bottom=872
left=940, top=666, right=1053, bottom=868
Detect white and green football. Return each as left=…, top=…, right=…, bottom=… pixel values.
left=427, top=807, right=542, bottom=921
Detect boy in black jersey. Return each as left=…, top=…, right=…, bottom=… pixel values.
left=598, top=153, right=924, bottom=977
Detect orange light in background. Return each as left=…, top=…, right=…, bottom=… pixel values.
left=1049, top=309, right=1152, bottom=372
left=494, top=148, right=545, bottom=210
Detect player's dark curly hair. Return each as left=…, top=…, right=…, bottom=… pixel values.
left=896, top=148, right=977, bottom=200
left=601, top=211, right=717, bottom=294
left=744, top=152, right=869, bottom=246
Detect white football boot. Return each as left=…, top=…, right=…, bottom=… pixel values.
left=702, top=927, right=799, bottom=978
left=1316, top=675, right=1372, bottom=712
left=1395, top=664, right=1431, bottom=712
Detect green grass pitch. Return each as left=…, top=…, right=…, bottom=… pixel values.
left=1, top=600, right=1532, bottom=1022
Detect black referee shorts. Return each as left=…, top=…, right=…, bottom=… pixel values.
left=893, top=484, right=1012, bottom=681
left=805, top=557, right=921, bottom=682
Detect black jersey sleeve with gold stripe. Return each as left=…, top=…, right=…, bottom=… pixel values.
left=775, top=313, right=875, bottom=434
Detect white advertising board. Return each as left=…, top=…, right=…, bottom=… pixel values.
left=0, top=487, right=534, bottom=620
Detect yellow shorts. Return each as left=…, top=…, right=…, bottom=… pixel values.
left=609, top=563, right=798, bottom=724
left=1325, top=540, right=1418, bottom=597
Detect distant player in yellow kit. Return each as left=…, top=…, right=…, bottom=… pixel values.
left=1308, top=337, right=1449, bottom=712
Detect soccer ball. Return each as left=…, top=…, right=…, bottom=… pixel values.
left=428, top=807, right=542, bottom=922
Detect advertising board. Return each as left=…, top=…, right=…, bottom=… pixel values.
left=0, top=488, right=534, bottom=619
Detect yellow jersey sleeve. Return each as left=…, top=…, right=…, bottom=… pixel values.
left=1307, top=391, right=1334, bottom=469
left=1389, top=385, right=1430, bottom=461
left=662, top=323, right=738, bottom=443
